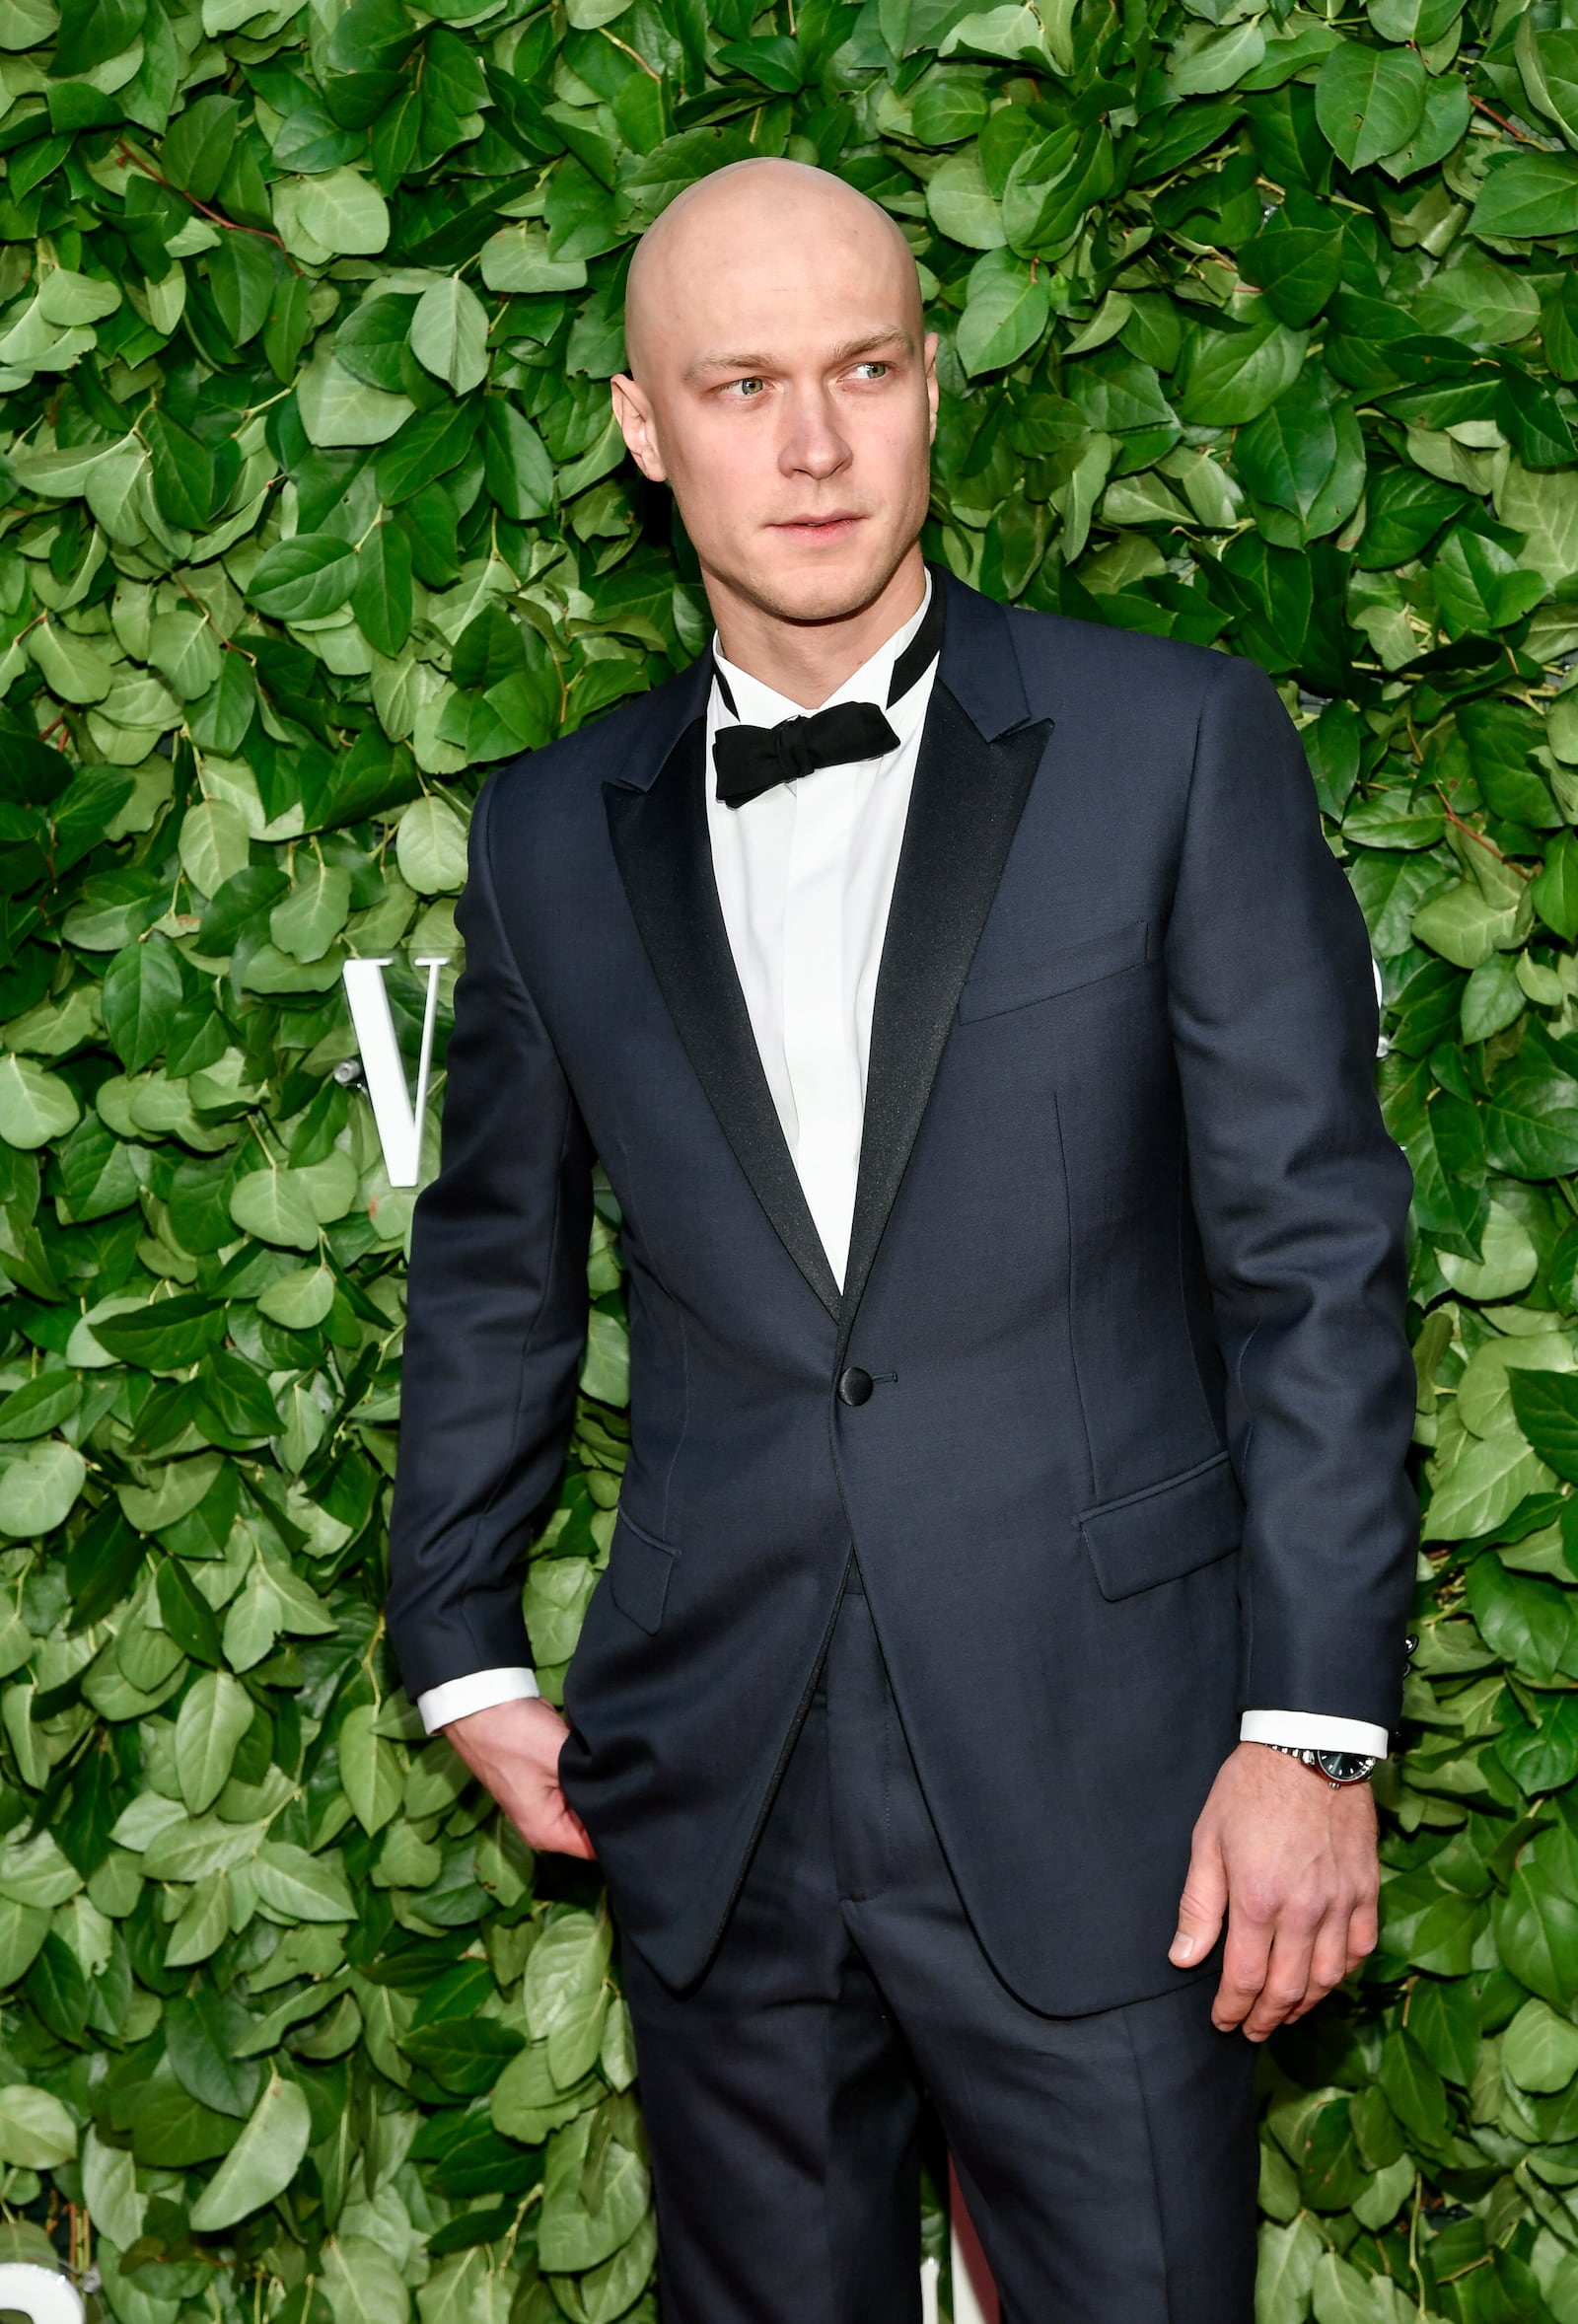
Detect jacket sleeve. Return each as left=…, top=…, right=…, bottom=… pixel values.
left=1164, top=649, right=1419, bottom=1732
left=385, top=764, right=594, bottom=1703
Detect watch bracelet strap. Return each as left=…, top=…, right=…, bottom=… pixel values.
left=1257, top=1739, right=1375, bottom=1787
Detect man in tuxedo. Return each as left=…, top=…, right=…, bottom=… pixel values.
left=386, top=159, right=1418, bottom=2321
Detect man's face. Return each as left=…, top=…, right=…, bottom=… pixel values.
left=613, top=167, right=938, bottom=628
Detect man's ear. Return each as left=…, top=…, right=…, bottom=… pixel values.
left=923, top=328, right=940, bottom=444
left=611, top=375, right=667, bottom=481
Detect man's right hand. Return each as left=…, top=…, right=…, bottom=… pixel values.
left=439, top=1695, right=597, bottom=1859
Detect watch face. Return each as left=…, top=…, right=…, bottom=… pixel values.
left=1316, top=1750, right=1375, bottom=1783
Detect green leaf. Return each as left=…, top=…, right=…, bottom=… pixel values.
left=409, top=275, right=489, bottom=394
left=188, top=2071, right=312, bottom=2230
left=0, top=1440, right=88, bottom=1536
left=337, top=1704, right=403, bottom=1834
left=281, top=168, right=391, bottom=257
left=0, top=2085, right=78, bottom=2168
left=394, top=794, right=468, bottom=893
left=1314, top=40, right=1427, bottom=172
left=321, top=2232, right=411, bottom=2324
left=28, top=619, right=114, bottom=705
left=0, top=1054, right=81, bottom=1147
left=229, top=1165, right=330, bottom=1251
left=162, top=94, right=243, bottom=203
left=0, top=1372, right=83, bottom=1441
left=0, top=1901, right=52, bottom=1989
left=353, top=517, right=413, bottom=657
left=179, top=797, right=251, bottom=897
left=1433, top=528, right=1547, bottom=638
left=175, top=1668, right=256, bottom=1812
left=926, top=146, right=1006, bottom=249
left=145, top=408, right=218, bottom=531
left=1495, top=1860, right=1578, bottom=2008
left=1178, top=309, right=1308, bottom=427
left=270, top=862, right=352, bottom=963
left=252, top=1841, right=355, bottom=1921
left=167, top=1990, right=263, bottom=2118
left=209, top=233, right=277, bottom=346
left=1472, top=151, right=1578, bottom=239
left=538, top=2120, right=650, bottom=2273
left=1483, top=1060, right=1578, bottom=1178
left=251, top=536, right=359, bottom=621
left=93, top=1295, right=227, bottom=1369
left=1509, top=1366, right=1578, bottom=1485
left=1239, top=224, right=1343, bottom=329
left=482, top=399, right=555, bottom=522
left=1502, top=1997, right=1578, bottom=2092
left=957, top=248, right=1050, bottom=376
left=1255, top=2215, right=1323, bottom=2321
left=102, top=929, right=183, bottom=1072
left=1422, top=1428, right=1550, bottom=1540
left=491, top=2040, right=603, bottom=2142
left=479, top=225, right=588, bottom=295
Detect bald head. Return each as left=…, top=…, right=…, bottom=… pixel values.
left=610, top=157, right=938, bottom=669
left=625, top=159, right=923, bottom=380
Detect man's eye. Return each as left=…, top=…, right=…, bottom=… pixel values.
left=853, top=361, right=889, bottom=380
left=729, top=377, right=766, bottom=398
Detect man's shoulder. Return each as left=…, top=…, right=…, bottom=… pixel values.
left=995, top=593, right=1243, bottom=709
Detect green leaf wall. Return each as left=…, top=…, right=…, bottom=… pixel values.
left=2, top=0, right=1578, bottom=2317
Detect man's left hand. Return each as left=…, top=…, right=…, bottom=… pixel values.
left=1168, top=1741, right=1380, bottom=2040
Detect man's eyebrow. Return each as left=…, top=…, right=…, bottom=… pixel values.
left=681, top=327, right=916, bottom=384
left=827, top=328, right=915, bottom=363
left=682, top=350, right=777, bottom=382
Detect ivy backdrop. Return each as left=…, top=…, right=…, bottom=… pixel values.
left=2, top=0, right=1578, bottom=2316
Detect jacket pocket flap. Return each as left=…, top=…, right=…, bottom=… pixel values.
left=1076, top=1450, right=1244, bottom=1601
left=608, top=1509, right=678, bottom=1634
left=957, top=916, right=1152, bottom=1023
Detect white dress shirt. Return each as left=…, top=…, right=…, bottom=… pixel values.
left=416, top=576, right=1389, bottom=1761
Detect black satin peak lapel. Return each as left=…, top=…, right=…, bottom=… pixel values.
left=838, top=683, right=1053, bottom=1349
left=604, top=720, right=843, bottom=1321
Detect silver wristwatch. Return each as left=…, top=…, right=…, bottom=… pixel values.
left=1259, top=1742, right=1377, bottom=1789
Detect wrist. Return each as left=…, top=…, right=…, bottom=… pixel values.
left=1254, top=1739, right=1376, bottom=1789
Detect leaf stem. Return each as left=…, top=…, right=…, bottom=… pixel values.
left=113, top=139, right=303, bottom=272
left=1431, top=784, right=1532, bottom=879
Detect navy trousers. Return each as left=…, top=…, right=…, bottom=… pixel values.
left=612, top=1562, right=1259, bottom=2323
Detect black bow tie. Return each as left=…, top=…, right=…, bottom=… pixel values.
left=713, top=700, right=898, bottom=809
left=711, top=575, right=946, bottom=811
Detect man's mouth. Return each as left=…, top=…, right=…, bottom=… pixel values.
left=769, top=513, right=865, bottom=540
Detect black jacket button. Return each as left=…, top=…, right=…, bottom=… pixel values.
left=838, top=1366, right=874, bottom=1407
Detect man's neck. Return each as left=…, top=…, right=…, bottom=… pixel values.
left=707, top=547, right=928, bottom=710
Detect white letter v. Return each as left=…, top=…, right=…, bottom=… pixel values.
left=341, top=955, right=448, bottom=1188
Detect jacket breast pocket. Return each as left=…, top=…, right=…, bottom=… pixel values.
left=608, top=1506, right=679, bottom=1634
left=957, top=915, right=1153, bottom=1025
left=1075, top=1448, right=1244, bottom=1600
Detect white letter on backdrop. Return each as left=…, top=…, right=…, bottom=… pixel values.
left=341, top=956, right=448, bottom=1188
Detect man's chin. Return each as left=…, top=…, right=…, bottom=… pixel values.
left=721, top=533, right=917, bottom=629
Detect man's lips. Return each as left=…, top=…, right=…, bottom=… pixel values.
left=769, top=513, right=865, bottom=538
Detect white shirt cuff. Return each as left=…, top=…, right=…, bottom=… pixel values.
left=415, top=1667, right=540, bottom=1733
left=1241, top=1708, right=1390, bottom=1759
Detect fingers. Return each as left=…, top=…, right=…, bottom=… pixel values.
left=1170, top=1839, right=1228, bottom=1970
left=1241, top=1918, right=1322, bottom=2040
left=511, top=1789, right=598, bottom=1859
left=1245, top=1885, right=1380, bottom=2036
left=1283, top=1912, right=1352, bottom=2025
left=555, top=1792, right=598, bottom=1858
left=1211, top=1908, right=1272, bottom=2033
left=1345, top=1887, right=1379, bottom=1978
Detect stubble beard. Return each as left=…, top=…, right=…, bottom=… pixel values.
left=695, top=499, right=929, bottom=638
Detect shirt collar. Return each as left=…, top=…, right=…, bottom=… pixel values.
left=710, top=570, right=936, bottom=740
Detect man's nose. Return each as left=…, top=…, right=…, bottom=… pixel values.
left=779, top=392, right=851, bottom=479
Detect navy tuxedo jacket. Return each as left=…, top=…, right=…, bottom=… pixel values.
left=385, top=572, right=1418, bottom=2013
